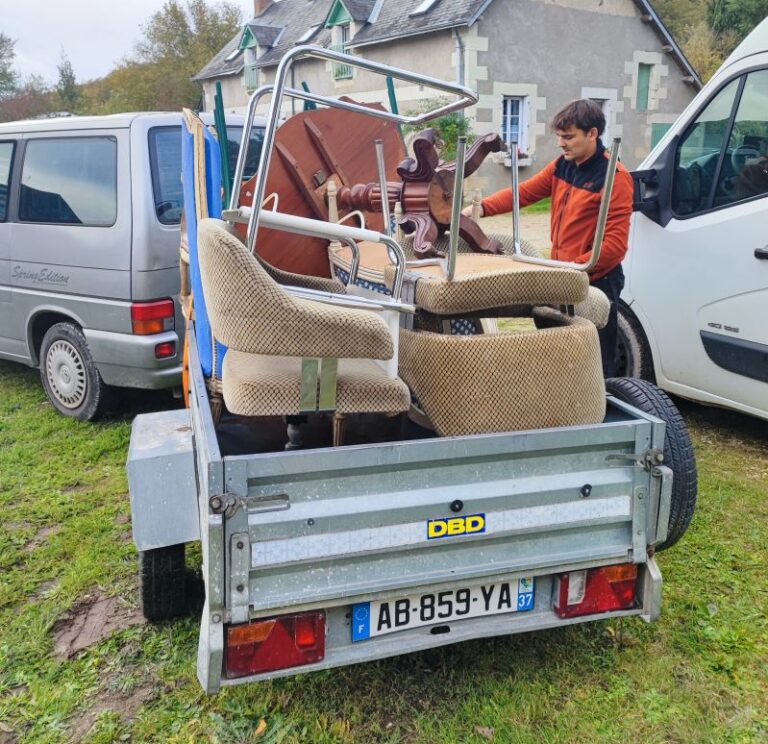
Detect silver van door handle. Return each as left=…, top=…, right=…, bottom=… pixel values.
left=755, top=246, right=768, bottom=260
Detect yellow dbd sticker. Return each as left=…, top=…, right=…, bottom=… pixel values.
left=427, top=514, right=486, bottom=540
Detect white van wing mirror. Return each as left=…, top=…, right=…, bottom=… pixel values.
left=632, top=134, right=680, bottom=228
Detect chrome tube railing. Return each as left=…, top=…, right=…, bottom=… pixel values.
left=446, top=136, right=467, bottom=281
left=510, top=141, right=521, bottom=254
left=374, top=139, right=392, bottom=238
left=223, top=206, right=407, bottom=301
left=228, top=45, right=478, bottom=254
left=510, top=137, right=623, bottom=272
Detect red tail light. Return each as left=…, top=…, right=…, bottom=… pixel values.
left=154, top=341, right=176, bottom=359
left=225, top=611, right=326, bottom=679
left=131, top=299, right=175, bottom=335
left=554, top=564, right=638, bottom=619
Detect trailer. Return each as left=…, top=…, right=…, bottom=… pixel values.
left=128, top=46, right=696, bottom=693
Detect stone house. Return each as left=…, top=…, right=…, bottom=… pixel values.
left=194, top=0, right=701, bottom=194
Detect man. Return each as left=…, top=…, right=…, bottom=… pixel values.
left=465, top=99, right=634, bottom=377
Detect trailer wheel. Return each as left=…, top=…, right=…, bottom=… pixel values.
left=616, top=303, right=655, bottom=382
left=605, top=377, right=697, bottom=551
left=139, top=544, right=193, bottom=621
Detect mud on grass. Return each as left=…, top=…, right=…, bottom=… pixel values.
left=0, top=359, right=767, bottom=743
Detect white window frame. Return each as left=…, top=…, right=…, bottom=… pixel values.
left=589, top=98, right=612, bottom=143
left=501, top=96, right=530, bottom=155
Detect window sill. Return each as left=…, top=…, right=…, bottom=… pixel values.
left=493, top=151, right=532, bottom=168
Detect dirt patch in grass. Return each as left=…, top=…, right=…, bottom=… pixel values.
left=53, top=592, right=144, bottom=660
left=67, top=679, right=155, bottom=743
left=23, top=525, right=60, bottom=553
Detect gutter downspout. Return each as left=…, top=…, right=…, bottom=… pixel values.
left=453, top=28, right=466, bottom=117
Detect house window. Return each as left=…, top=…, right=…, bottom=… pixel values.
left=589, top=98, right=612, bottom=143
left=332, top=23, right=353, bottom=80
left=637, top=63, right=653, bottom=112
left=502, top=96, right=529, bottom=154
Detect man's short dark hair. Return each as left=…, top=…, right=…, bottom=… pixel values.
left=552, top=99, right=606, bottom=137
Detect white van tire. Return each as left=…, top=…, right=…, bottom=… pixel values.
left=617, top=303, right=655, bottom=381
left=39, top=322, right=109, bottom=421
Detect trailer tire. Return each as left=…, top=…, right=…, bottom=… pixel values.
left=139, top=544, right=191, bottom=622
left=616, top=303, right=655, bottom=382
left=605, top=377, right=697, bottom=551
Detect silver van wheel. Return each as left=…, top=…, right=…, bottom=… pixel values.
left=39, top=322, right=109, bottom=421
left=45, top=339, right=87, bottom=409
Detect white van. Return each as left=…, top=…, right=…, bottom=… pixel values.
left=623, top=17, right=768, bottom=421
left=0, top=112, right=263, bottom=420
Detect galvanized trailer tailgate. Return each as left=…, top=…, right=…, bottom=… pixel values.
left=222, top=411, right=664, bottom=615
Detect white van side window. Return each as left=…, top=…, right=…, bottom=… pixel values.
left=0, top=141, right=14, bottom=222
left=672, top=78, right=740, bottom=217
left=715, top=70, right=768, bottom=208
left=19, top=137, right=117, bottom=227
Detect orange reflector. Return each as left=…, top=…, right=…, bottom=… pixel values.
left=603, top=564, right=638, bottom=583
left=228, top=619, right=277, bottom=646
left=133, top=318, right=165, bottom=335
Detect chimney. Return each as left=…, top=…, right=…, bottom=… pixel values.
left=253, top=0, right=273, bottom=16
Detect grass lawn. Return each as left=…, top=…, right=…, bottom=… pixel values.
left=0, top=358, right=766, bottom=743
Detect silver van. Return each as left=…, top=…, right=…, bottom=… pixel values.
left=0, top=112, right=264, bottom=419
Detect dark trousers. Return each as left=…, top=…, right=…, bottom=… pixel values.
left=591, top=264, right=625, bottom=378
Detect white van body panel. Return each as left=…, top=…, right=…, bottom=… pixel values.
left=624, top=22, right=768, bottom=420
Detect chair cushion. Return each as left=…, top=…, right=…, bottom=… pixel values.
left=575, top=286, right=611, bottom=329
left=384, top=254, right=589, bottom=315
left=223, top=351, right=411, bottom=417
left=398, top=308, right=605, bottom=437
left=199, top=219, right=393, bottom=360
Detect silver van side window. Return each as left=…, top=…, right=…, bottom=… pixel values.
left=148, top=125, right=265, bottom=225
left=19, top=137, right=117, bottom=227
left=148, top=127, right=184, bottom=225
left=0, top=141, right=13, bottom=222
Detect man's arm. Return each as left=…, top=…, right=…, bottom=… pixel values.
left=470, top=159, right=557, bottom=218
left=572, top=168, right=634, bottom=277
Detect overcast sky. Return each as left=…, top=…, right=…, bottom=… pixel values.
left=1, top=0, right=255, bottom=84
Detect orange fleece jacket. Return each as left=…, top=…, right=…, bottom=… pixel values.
left=481, top=143, right=634, bottom=281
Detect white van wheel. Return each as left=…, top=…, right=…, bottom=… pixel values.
left=40, top=323, right=109, bottom=421
left=616, top=303, right=655, bottom=381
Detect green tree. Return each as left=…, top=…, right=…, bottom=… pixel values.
left=653, top=0, right=706, bottom=40
left=708, top=0, right=768, bottom=49
left=0, top=33, right=18, bottom=100
left=99, top=0, right=242, bottom=113
left=56, top=50, right=80, bottom=112
left=0, top=76, right=54, bottom=123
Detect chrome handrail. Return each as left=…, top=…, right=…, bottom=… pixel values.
left=510, top=137, right=623, bottom=272
left=223, top=206, right=407, bottom=301
left=228, top=45, right=478, bottom=254
left=446, top=136, right=467, bottom=281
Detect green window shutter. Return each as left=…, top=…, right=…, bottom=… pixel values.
left=637, top=63, right=652, bottom=111
left=325, top=0, right=353, bottom=27
left=651, top=122, right=672, bottom=148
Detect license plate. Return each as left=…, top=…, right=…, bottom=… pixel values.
left=351, top=578, right=534, bottom=642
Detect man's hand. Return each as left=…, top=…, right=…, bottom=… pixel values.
left=461, top=204, right=483, bottom=218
